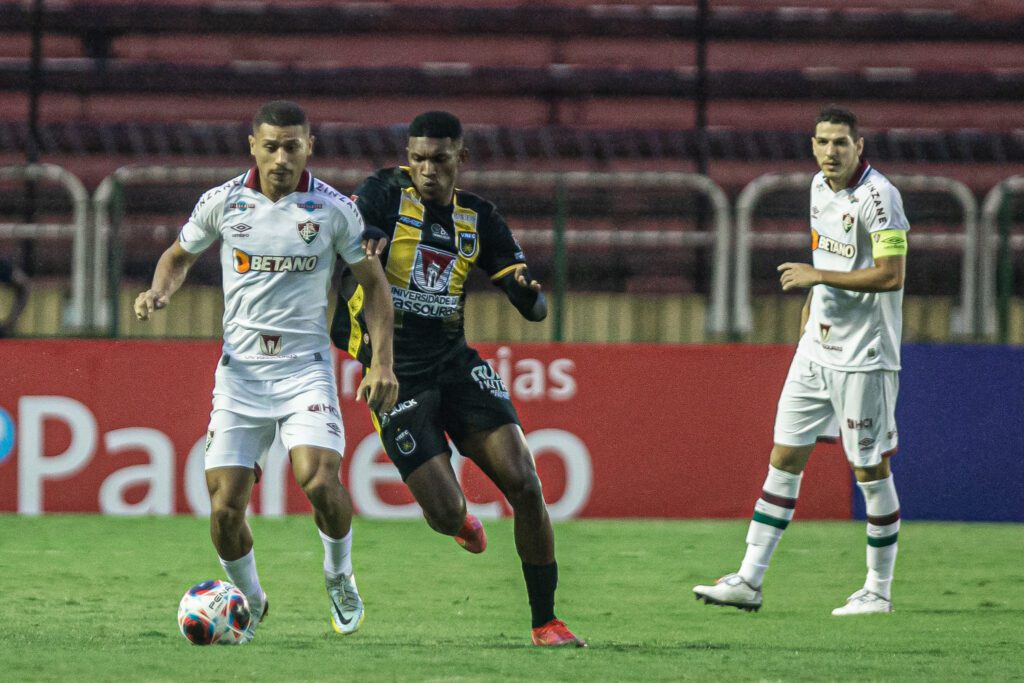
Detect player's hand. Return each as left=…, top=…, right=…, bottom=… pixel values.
left=514, top=266, right=542, bottom=293
left=133, top=289, right=168, bottom=320
left=356, top=364, right=399, bottom=414
left=777, top=263, right=821, bottom=292
left=360, top=226, right=389, bottom=259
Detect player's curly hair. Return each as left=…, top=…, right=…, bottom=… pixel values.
left=408, top=111, right=462, bottom=140
left=253, top=100, right=308, bottom=132
left=815, top=105, right=858, bottom=138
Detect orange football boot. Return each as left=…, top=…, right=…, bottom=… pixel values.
left=454, top=513, right=487, bottom=554
left=531, top=619, right=587, bottom=647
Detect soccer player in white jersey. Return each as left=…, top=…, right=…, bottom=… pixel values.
left=133, top=101, right=398, bottom=639
left=694, top=105, right=909, bottom=615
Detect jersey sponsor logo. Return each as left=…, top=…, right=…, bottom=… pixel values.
left=259, top=334, right=282, bottom=356
left=228, top=201, right=254, bottom=211
left=297, top=219, right=320, bottom=244
left=471, top=363, right=511, bottom=400
left=412, top=245, right=457, bottom=293
left=296, top=200, right=323, bottom=211
left=391, top=286, right=459, bottom=318
left=395, top=429, right=416, bottom=455
left=232, top=248, right=319, bottom=274
left=398, top=215, right=423, bottom=229
left=430, top=223, right=451, bottom=240
left=811, top=205, right=820, bottom=218
left=810, top=229, right=855, bottom=258
left=457, top=231, right=478, bottom=258
left=866, top=182, right=888, bottom=226
left=229, top=223, right=252, bottom=239
left=842, top=213, right=854, bottom=233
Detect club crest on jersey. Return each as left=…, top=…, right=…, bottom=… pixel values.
left=297, top=219, right=320, bottom=244
left=842, top=213, right=854, bottom=233
left=412, top=245, right=457, bottom=293
left=259, top=334, right=282, bottom=356
left=457, top=231, right=478, bottom=258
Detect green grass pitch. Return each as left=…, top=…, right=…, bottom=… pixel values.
left=1, top=515, right=1021, bottom=681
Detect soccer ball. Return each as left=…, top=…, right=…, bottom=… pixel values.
left=177, top=579, right=251, bottom=645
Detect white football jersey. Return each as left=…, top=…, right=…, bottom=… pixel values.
left=179, top=168, right=366, bottom=379
left=796, top=162, right=909, bottom=371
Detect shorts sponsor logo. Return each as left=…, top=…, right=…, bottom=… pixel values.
left=232, top=248, right=318, bottom=274
left=391, top=286, right=460, bottom=318
left=471, top=363, right=511, bottom=400
left=326, top=422, right=342, bottom=437
left=380, top=398, right=418, bottom=428
left=297, top=219, right=320, bottom=244
left=205, top=430, right=214, bottom=453
left=259, top=334, right=282, bottom=356
left=396, top=429, right=416, bottom=455
left=457, top=231, right=478, bottom=258
left=308, top=403, right=340, bottom=417
left=847, top=417, right=874, bottom=429
left=411, top=246, right=457, bottom=293
left=296, top=200, right=323, bottom=212
left=859, top=437, right=876, bottom=450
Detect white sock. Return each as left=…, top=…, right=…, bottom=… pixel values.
left=859, top=475, right=900, bottom=600
left=739, top=465, right=803, bottom=588
left=320, top=528, right=353, bottom=579
left=219, top=548, right=264, bottom=609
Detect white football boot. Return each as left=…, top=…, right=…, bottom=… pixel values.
left=326, top=573, right=364, bottom=635
left=831, top=588, right=892, bottom=615
left=242, top=592, right=268, bottom=643
left=693, top=573, right=763, bottom=612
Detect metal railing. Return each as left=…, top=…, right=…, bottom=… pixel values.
left=94, top=166, right=732, bottom=339
left=733, top=172, right=979, bottom=337
left=0, top=163, right=90, bottom=329
left=979, top=175, right=1024, bottom=341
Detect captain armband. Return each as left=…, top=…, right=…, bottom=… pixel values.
left=871, top=229, right=908, bottom=259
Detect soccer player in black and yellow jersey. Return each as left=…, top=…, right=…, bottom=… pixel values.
left=331, top=111, right=585, bottom=647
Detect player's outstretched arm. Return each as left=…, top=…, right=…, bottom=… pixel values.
left=348, top=256, right=398, bottom=414
left=133, top=242, right=199, bottom=321
left=493, top=264, right=547, bottom=321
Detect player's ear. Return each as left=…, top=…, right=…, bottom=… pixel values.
left=855, top=136, right=864, bottom=156
left=248, top=135, right=257, bottom=157
left=458, top=145, right=469, bottom=163
left=307, top=134, right=316, bottom=157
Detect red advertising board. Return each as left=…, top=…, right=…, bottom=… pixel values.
left=0, top=340, right=850, bottom=518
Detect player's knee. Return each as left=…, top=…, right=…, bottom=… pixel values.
left=504, top=472, right=544, bottom=511
left=209, top=499, right=246, bottom=532
left=423, top=498, right=466, bottom=535
left=300, top=473, right=340, bottom=509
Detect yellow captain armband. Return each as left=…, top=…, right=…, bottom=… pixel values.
left=871, top=229, right=908, bottom=258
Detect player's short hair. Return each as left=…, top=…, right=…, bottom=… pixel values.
left=408, top=111, right=463, bottom=140
left=815, top=105, right=858, bottom=138
left=252, top=100, right=309, bottom=132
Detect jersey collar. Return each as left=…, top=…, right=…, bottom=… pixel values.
left=243, top=167, right=314, bottom=195
left=844, top=159, right=871, bottom=189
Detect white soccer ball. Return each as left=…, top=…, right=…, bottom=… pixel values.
left=177, top=579, right=251, bottom=645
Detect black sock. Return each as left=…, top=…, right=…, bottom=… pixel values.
left=522, top=561, right=558, bottom=628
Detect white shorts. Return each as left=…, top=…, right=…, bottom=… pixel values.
left=204, top=363, right=346, bottom=475
left=773, top=354, right=899, bottom=467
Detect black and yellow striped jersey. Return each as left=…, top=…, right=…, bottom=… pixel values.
left=331, top=167, right=528, bottom=375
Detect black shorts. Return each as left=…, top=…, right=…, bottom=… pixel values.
left=372, top=344, right=521, bottom=480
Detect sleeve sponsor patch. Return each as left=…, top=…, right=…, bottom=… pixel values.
left=871, top=229, right=908, bottom=258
